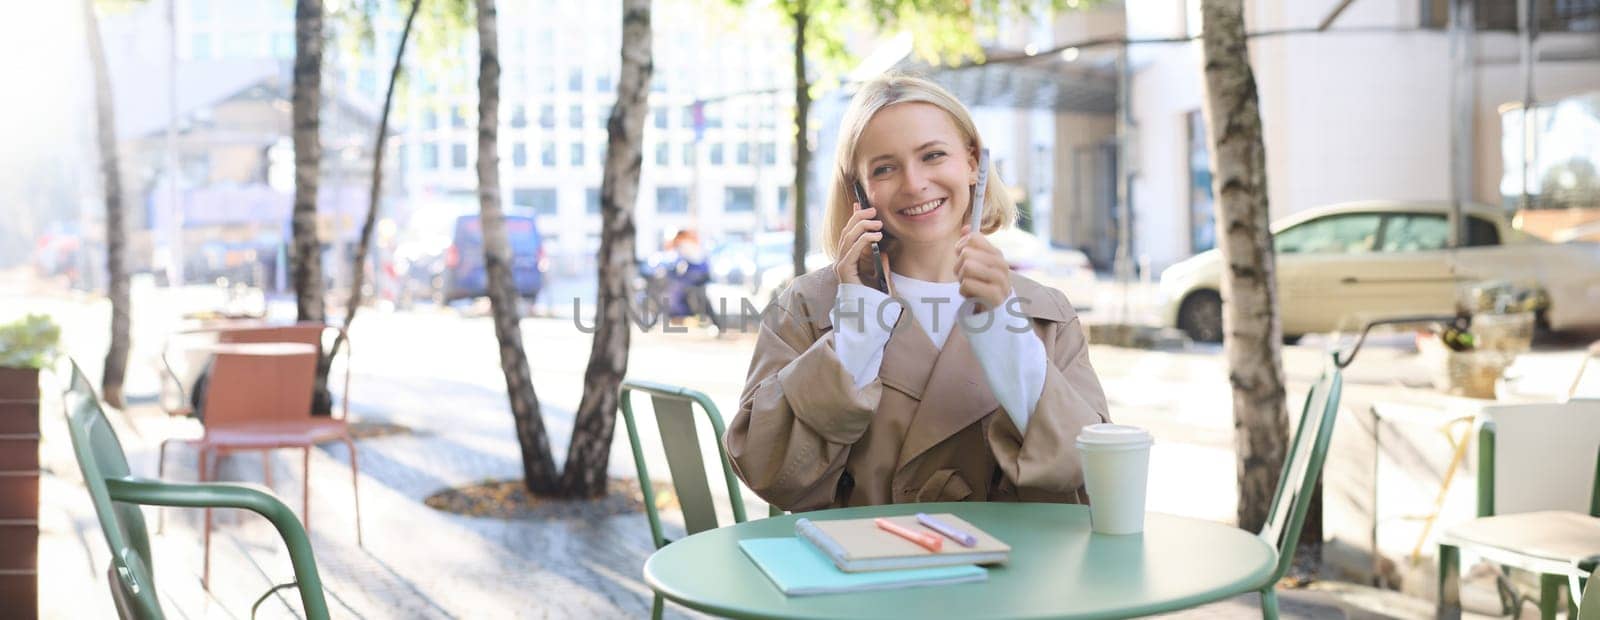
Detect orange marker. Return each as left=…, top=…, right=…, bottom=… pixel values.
left=874, top=517, right=942, bottom=552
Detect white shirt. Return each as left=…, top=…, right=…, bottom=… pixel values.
left=830, top=272, right=1049, bottom=432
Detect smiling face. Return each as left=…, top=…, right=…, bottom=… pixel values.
left=854, top=102, right=978, bottom=250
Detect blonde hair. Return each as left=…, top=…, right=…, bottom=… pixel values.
left=822, top=73, right=1015, bottom=259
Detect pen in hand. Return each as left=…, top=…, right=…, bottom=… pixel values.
left=875, top=517, right=943, bottom=553
left=916, top=513, right=978, bottom=547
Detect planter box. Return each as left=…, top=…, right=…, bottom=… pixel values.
left=0, top=367, right=39, bottom=403
left=1418, top=312, right=1535, bottom=399
left=0, top=366, right=39, bottom=619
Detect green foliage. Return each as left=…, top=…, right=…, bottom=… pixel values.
left=721, top=0, right=1094, bottom=96
left=0, top=314, right=61, bottom=369
left=329, top=0, right=471, bottom=110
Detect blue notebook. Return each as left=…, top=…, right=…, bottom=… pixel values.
left=738, top=537, right=987, bottom=596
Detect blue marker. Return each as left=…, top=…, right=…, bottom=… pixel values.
left=916, top=513, right=978, bottom=548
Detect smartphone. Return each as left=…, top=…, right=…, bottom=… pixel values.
left=851, top=179, right=888, bottom=293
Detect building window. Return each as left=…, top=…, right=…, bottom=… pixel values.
left=422, top=143, right=439, bottom=169
left=778, top=187, right=791, bottom=216
left=451, top=143, right=468, bottom=169
left=191, top=33, right=213, bottom=60
left=422, top=108, right=438, bottom=130
left=724, top=186, right=755, bottom=213
left=586, top=187, right=602, bottom=214
left=709, top=143, right=724, bottom=166
left=570, top=143, right=584, bottom=167
left=534, top=67, right=556, bottom=94
left=657, top=186, right=688, bottom=214
left=654, top=106, right=668, bottom=129
left=705, top=103, right=722, bottom=129
left=595, top=73, right=612, bottom=93
left=513, top=188, right=559, bottom=216
left=760, top=142, right=776, bottom=165
left=1186, top=109, right=1215, bottom=254
left=569, top=104, right=583, bottom=129
left=190, top=0, right=210, bottom=20
left=541, top=143, right=556, bottom=167
left=510, top=105, right=527, bottom=129
left=596, top=104, right=612, bottom=129
left=683, top=143, right=695, bottom=167
left=512, top=142, right=528, bottom=168
left=655, top=143, right=669, bottom=167
left=1421, top=0, right=1600, bottom=32
left=736, top=143, right=750, bottom=165
left=539, top=104, right=555, bottom=129
left=272, top=33, right=293, bottom=59
left=681, top=104, right=696, bottom=129
left=568, top=67, right=584, bottom=92
left=451, top=106, right=468, bottom=129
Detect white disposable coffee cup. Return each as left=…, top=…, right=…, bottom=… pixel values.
left=1077, top=423, right=1154, bottom=535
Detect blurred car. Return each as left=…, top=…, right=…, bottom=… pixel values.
left=986, top=227, right=1098, bottom=311
left=443, top=213, right=548, bottom=303
left=391, top=240, right=448, bottom=307
left=1158, top=200, right=1600, bottom=342
left=710, top=232, right=794, bottom=286
left=390, top=200, right=473, bottom=307
left=754, top=252, right=833, bottom=305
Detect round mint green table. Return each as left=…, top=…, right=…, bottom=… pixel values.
left=643, top=502, right=1275, bottom=619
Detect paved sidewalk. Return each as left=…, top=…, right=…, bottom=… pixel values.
left=30, top=279, right=1577, bottom=618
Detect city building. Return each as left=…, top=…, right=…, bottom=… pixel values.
left=99, top=0, right=388, bottom=287
left=392, top=0, right=799, bottom=277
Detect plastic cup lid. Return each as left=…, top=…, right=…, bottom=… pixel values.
left=1076, top=423, right=1153, bottom=447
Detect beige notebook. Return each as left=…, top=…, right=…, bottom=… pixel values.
left=794, top=513, right=1010, bottom=573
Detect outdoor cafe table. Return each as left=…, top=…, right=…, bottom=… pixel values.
left=643, top=501, right=1275, bottom=620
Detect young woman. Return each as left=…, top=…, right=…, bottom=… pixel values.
left=726, top=74, right=1110, bottom=511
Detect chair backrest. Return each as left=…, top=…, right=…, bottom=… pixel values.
left=1258, top=354, right=1344, bottom=583
left=215, top=324, right=324, bottom=348
left=199, top=344, right=318, bottom=429
left=59, top=359, right=163, bottom=619
left=619, top=379, right=749, bottom=549
left=1476, top=399, right=1600, bottom=517
left=216, top=323, right=348, bottom=418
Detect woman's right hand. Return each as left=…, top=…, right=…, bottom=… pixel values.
left=834, top=207, right=884, bottom=286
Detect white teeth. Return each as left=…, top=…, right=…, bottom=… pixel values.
left=902, top=198, right=943, bottom=216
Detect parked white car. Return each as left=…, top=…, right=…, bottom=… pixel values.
left=986, top=227, right=1098, bottom=311
left=1158, top=201, right=1600, bottom=342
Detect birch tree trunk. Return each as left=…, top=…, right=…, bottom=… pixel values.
left=476, top=0, right=560, bottom=492
left=1198, top=0, right=1290, bottom=533
left=789, top=1, right=811, bottom=278
left=557, top=0, right=652, bottom=497
left=329, top=0, right=422, bottom=367
left=292, top=0, right=325, bottom=325
left=85, top=0, right=130, bottom=408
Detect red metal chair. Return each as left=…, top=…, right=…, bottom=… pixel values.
left=156, top=324, right=363, bottom=589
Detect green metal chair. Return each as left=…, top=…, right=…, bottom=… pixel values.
left=59, top=358, right=329, bottom=619
left=619, top=379, right=779, bottom=619
left=1582, top=572, right=1599, bottom=620
left=1436, top=400, right=1600, bottom=620
left=1241, top=353, right=1344, bottom=620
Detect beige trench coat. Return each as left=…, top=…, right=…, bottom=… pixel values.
left=726, top=266, right=1110, bottom=512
